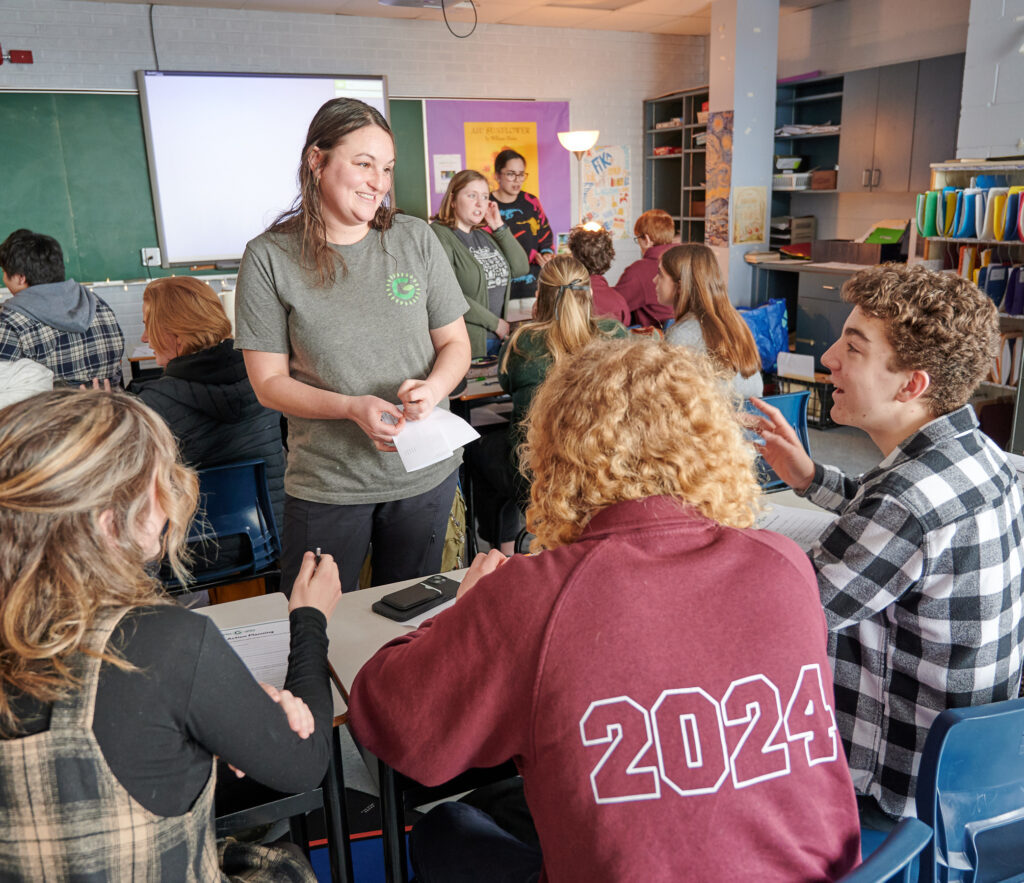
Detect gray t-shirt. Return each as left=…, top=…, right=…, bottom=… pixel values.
left=454, top=228, right=510, bottom=329
left=234, top=214, right=468, bottom=505
left=666, top=316, right=764, bottom=400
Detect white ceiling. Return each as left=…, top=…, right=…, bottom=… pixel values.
left=91, top=0, right=839, bottom=35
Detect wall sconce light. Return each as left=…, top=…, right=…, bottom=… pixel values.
left=557, top=129, right=599, bottom=224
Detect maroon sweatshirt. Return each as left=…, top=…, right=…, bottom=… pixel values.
left=349, top=497, right=861, bottom=882
left=615, top=242, right=676, bottom=327
left=589, top=274, right=630, bottom=326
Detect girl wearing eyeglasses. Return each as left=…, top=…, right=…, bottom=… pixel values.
left=432, top=169, right=530, bottom=358
left=489, top=150, right=555, bottom=301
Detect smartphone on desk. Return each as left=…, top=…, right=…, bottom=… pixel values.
left=372, top=574, right=461, bottom=622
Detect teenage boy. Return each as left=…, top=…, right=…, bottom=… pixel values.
left=0, top=229, right=124, bottom=386
left=754, top=264, right=1024, bottom=828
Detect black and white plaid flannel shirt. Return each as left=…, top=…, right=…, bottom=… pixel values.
left=799, top=404, right=1024, bottom=819
left=0, top=292, right=124, bottom=386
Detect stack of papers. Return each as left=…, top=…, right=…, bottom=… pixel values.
left=757, top=503, right=837, bottom=551
left=393, top=407, right=479, bottom=473
left=218, top=617, right=290, bottom=689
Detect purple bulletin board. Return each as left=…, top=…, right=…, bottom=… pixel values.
left=424, top=99, right=571, bottom=236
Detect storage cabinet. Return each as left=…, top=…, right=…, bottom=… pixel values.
left=642, top=85, right=709, bottom=244
left=794, top=271, right=855, bottom=368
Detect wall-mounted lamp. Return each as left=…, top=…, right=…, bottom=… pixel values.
left=557, top=129, right=599, bottom=224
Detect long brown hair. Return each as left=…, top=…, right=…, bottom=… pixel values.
left=0, top=391, right=198, bottom=735
left=269, top=98, right=397, bottom=286
left=143, top=276, right=232, bottom=359
left=661, top=244, right=761, bottom=378
left=432, top=170, right=488, bottom=229
left=501, top=256, right=611, bottom=372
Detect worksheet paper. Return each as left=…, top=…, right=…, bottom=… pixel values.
left=393, top=407, right=479, bottom=472
left=219, top=619, right=290, bottom=689
left=757, top=503, right=837, bottom=551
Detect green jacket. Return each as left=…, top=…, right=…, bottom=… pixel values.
left=498, top=318, right=630, bottom=471
left=430, top=222, right=530, bottom=358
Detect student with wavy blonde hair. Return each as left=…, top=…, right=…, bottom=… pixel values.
left=656, top=243, right=763, bottom=399
left=463, top=255, right=628, bottom=553
left=350, top=339, right=861, bottom=883
left=0, top=389, right=340, bottom=880
left=134, top=275, right=286, bottom=533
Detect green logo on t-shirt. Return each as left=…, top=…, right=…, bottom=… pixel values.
left=387, top=273, right=422, bottom=306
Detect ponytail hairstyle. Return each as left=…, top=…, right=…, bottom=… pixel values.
left=269, top=98, right=397, bottom=287
left=502, top=255, right=610, bottom=371
left=0, top=390, right=198, bottom=735
left=660, top=244, right=761, bottom=379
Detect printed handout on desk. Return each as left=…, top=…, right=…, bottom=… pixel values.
left=758, top=503, right=837, bottom=551
left=393, top=407, right=480, bottom=473
left=399, top=597, right=457, bottom=629
left=220, top=618, right=290, bottom=689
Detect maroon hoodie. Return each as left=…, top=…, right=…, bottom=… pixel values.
left=615, top=242, right=676, bottom=327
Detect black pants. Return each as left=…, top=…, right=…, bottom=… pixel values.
left=463, top=431, right=523, bottom=545
left=279, top=469, right=458, bottom=596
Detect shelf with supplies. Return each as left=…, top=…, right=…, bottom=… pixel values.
left=642, top=84, right=708, bottom=245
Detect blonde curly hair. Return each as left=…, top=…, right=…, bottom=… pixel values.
left=521, top=338, right=761, bottom=551
left=0, top=390, right=198, bottom=735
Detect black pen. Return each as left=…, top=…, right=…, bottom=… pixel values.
left=314, top=546, right=322, bottom=572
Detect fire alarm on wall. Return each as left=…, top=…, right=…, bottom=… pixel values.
left=0, top=44, right=35, bottom=65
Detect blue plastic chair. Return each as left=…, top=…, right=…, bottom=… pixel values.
left=839, top=818, right=933, bottom=883
left=164, top=458, right=281, bottom=592
left=747, top=390, right=811, bottom=491
left=914, top=696, right=1024, bottom=883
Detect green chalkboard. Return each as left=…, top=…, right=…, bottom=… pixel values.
left=0, top=92, right=430, bottom=283
left=390, top=98, right=429, bottom=221
left=0, top=92, right=162, bottom=283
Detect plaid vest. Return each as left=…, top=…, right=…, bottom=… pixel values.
left=0, top=607, right=223, bottom=881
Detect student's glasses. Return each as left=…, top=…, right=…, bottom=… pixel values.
left=501, top=171, right=528, bottom=182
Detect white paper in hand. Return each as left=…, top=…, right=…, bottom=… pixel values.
left=393, top=407, right=480, bottom=472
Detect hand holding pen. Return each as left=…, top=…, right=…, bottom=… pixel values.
left=289, top=547, right=341, bottom=619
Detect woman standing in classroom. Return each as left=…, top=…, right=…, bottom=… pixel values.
left=655, top=243, right=763, bottom=399
left=489, top=149, right=555, bottom=301
left=431, top=170, right=530, bottom=358
left=235, top=98, right=471, bottom=595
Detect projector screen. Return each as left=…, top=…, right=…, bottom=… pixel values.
left=136, top=70, right=388, bottom=268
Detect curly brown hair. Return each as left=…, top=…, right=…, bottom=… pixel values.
left=841, top=264, right=999, bottom=416
left=521, top=338, right=760, bottom=551
left=568, top=225, right=615, bottom=276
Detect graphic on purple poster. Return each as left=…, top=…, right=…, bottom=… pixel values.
left=424, top=100, right=571, bottom=237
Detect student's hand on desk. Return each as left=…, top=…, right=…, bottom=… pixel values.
left=397, top=378, right=441, bottom=421
left=347, top=395, right=405, bottom=451
left=290, top=550, right=342, bottom=619
left=483, top=201, right=504, bottom=230
left=457, top=549, right=509, bottom=599
left=747, top=396, right=815, bottom=493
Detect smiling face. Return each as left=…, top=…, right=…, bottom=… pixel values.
left=822, top=306, right=917, bottom=438
left=496, top=156, right=527, bottom=200
left=453, top=179, right=491, bottom=232
left=653, top=260, right=679, bottom=308
left=311, top=124, right=395, bottom=243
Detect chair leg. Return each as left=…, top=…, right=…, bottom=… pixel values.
left=378, top=759, right=410, bottom=883
left=323, top=727, right=354, bottom=883
left=461, top=465, right=478, bottom=560
left=288, top=813, right=312, bottom=861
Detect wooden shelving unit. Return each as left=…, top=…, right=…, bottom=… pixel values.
left=642, top=85, right=709, bottom=244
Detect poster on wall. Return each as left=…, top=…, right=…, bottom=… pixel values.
left=732, top=185, right=766, bottom=244
left=705, top=110, right=734, bottom=247
left=581, top=145, right=631, bottom=238
left=423, top=100, right=571, bottom=236
left=432, top=154, right=462, bottom=195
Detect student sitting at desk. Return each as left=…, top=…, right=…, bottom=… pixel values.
left=431, top=169, right=530, bottom=358
left=566, top=223, right=629, bottom=324
left=752, top=264, right=1024, bottom=830
left=614, top=209, right=677, bottom=328
left=131, top=275, right=285, bottom=532
left=0, top=389, right=341, bottom=880
left=465, top=255, right=628, bottom=554
left=656, top=243, right=763, bottom=399
left=0, top=228, right=124, bottom=387
left=350, top=339, right=861, bottom=883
